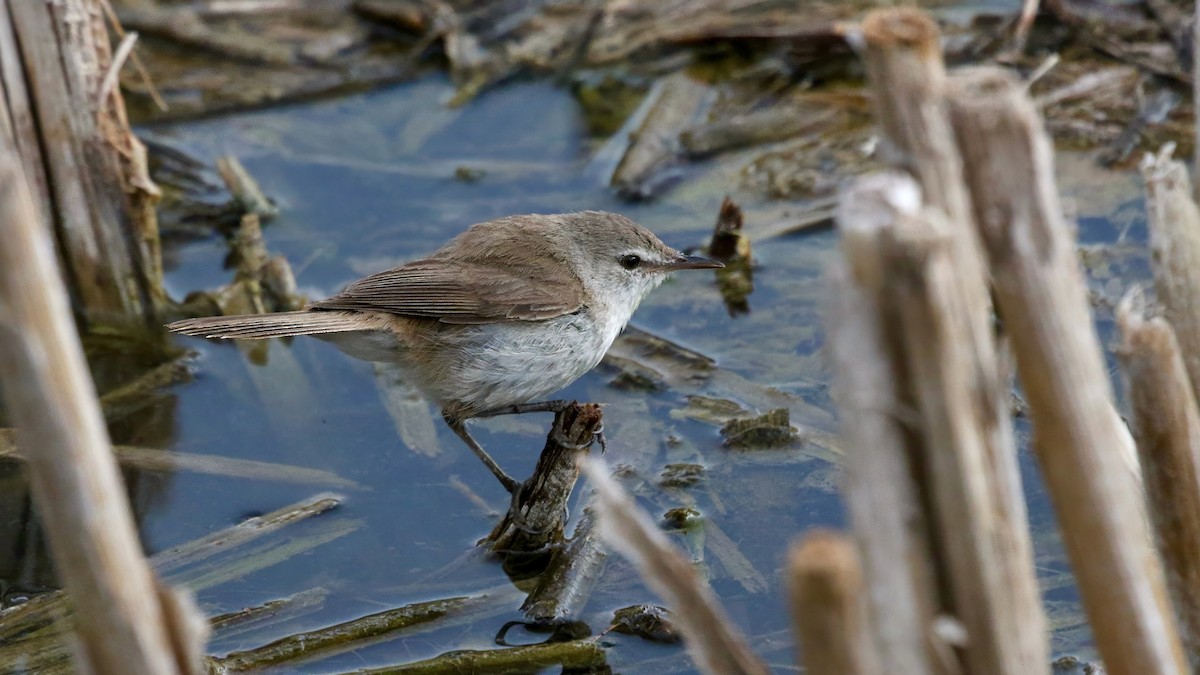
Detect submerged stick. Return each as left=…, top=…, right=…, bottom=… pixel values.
left=213, top=595, right=498, bottom=672
left=334, top=639, right=607, bottom=675
left=947, top=65, right=1186, bottom=674
left=521, top=508, right=609, bottom=624
left=1118, top=293, right=1200, bottom=664
left=153, top=492, right=344, bottom=572
left=209, top=587, right=329, bottom=639
left=0, top=493, right=346, bottom=645
left=584, top=457, right=768, bottom=675
left=170, top=517, right=363, bottom=594
left=0, top=156, right=202, bottom=672
left=0, top=497, right=354, bottom=674
left=98, top=354, right=194, bottom=419
left=0, top=430, right=360, bottom=489
left=787, top=530, right=880, bottom=675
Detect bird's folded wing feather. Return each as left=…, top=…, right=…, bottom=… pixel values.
left=310, top=258, right=584, bottom=324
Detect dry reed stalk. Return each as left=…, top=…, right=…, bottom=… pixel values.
left=1118, top=293, right=1200, bottom=664
left=1, top=0, right=163, bottom=326
left=1141, top=145, right=1200, bottom=402
left=858, top=12, right=1047, bottom=674
left=947, top=65, right=1186, bottom=675
left=0, top=157, right=204, bottom=673
left=841, top=170, right=1050, bottom=675
left=787, top=530, right=880, bottom=675
left=583, top=458, right=768, bottom=675
left=825, top=255, right=940, bottom=675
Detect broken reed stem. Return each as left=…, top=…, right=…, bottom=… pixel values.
left=1118, top=294, right=1200, bottom=664
left=3, top=0, right=165, bottom=326
left=487, top=403, right=602, bottom=577
left=1141, top=146, right=1200, bottom=402
left=859, top=13, right=1047, bottom=674
left=583, top=458, right=768, bottom=675
left=946, top=66, right=1187, bottom=674
left=521, top=507, right=609, bottom=624
left=217, top=154, right=279, bottom=220
left=824, top=257, right=939, bottom=675
left=0, top=158, right=202, bottom=673
left=840, top=171, right=1049, bottom=675
left=787, top=530, right=880, bottom=675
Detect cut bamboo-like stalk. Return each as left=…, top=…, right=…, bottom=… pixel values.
left=860, top=9, right=987, bottom=289
left=843, top=172, right=1049, bottom=675
left=1141, top=145, right=1200, bottom=403
left=0, top=157, right=201, bottom=671
left=584, top=457, right=768, bottom=675
left=787, top=530, right=880, bottom=675
left=823, top=253, right=939, bottom=675
left=859, top=13, right=1047, bottom=674
left=947, top=65, right=1187, bottom=675
left=1118, top=293, right=1200, bottom=664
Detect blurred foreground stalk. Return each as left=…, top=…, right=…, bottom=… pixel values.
left=0, top=156, right=205, bottom=672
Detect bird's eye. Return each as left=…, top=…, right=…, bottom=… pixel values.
left=619, top=254, right=643, bottom=270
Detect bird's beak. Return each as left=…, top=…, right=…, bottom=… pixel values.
left=662, top=254, right=724, bottom=270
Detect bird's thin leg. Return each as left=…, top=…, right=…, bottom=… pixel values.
left=473, top=399, right=573, bottom=419
left=477, top=400, right=607, bottom=452
left=443, top=414, right=520, bottom=494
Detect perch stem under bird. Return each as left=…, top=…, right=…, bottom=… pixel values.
left=168, top=211, right=721, bottom=492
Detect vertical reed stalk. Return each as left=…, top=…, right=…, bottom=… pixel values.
left=859, top=13, right=1047, bottom=674
left=947, top=66, right=1186, bottom=675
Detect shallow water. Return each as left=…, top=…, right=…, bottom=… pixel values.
left=1, top=68, right=1153, bottom=671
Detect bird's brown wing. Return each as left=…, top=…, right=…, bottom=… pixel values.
left=310, top=258, right=584, bottom=324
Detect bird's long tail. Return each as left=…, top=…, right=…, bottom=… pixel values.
left=166, top=310, right=367, bottom=339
